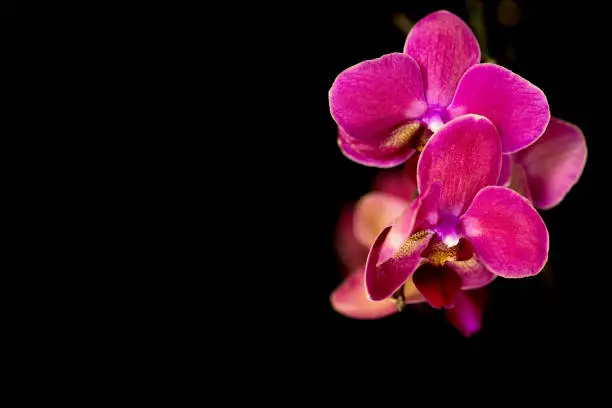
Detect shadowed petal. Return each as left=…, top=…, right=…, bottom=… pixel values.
left=402, top=277, right=427, bottom=304
left=445, top=289, right=487, bottom=337
left=335, top=204, right=368, bottom=273
left=498, top=154, right=512, bottom=186
left=448, top=64, right=550, bottom=153
left=330, top=53, right=428, bottom=142
left=373, top=169, right=417, bottom=202
left=515, top=117, right=587, bottom=209
left=460, top=186, right=549, bottom=278
left=418, top=114, right=501, bottom=216
left=508, top=162, right=533, bottom=203
left=404, top=10, right=480, bottom=107
left=338, top=128, right=417, bottom=168
left=353, top=192, right=410, bottom=248
left=331, top=268, right=398, bottom=319
left=412, top=264, right=462, bottom=309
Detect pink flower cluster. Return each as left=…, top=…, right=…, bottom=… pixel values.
left=329, top=11, right=587, bottom=336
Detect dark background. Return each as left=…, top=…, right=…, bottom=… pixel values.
left=240, top=0, right=611, bottom=370
left=1, top=0, right=15, bottom=16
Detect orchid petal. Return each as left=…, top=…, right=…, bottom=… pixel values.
left=365, top=226, right=432, bottom=301
left=460, top=186, right=549, bottom=278
left=404, top=10, right=480, bottom=107
left=338, top=128, right=417, bottom=168
left=353, top=192, right=410, bottom=248
left=508, top=162, right=533, bottom=203
left=515, top=117, right=587, bottom=209
left=373, top=169, right=417, bottom=202
left=331, top=268, right=398, bottom=319
left=448, top=64, right=550, bottom=154
left=446, top=256, right=496, bottom=290
left=330, top=53, right=428, bottom=142
left=418, top=114, right=501, bottom=216
left=335, top=205, right=368, bottom=272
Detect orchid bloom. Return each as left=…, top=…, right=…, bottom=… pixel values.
left=364, top=115, right=548, bottom=315
left=331, top=165, right=490, bottom=337
left=498, top=117, right=587, bottom=209
left=329, top=10, right=550, bottom=168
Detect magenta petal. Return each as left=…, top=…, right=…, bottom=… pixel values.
left=446, top=257, right=496, bottom=290
left=338, top=128, right=416, bottom=168
left=497, top=154, right=512, bottom=186
left=418, top=115, right=501, bottom=216
left=365, top=219, right=433, bottom=301
left=448, top=64, right=550, bottom=153
left=460, top=186, right=549, bottom=278
left=445, top=290, right=486, bottom=337
left=353, top=192, right=410, bottom=248
left=515, top=118, right=587, bottom=210
left=404, top=10, right=480, bottom=107
left=331, top=268, right=398, bottom=319
left=330, top=53, right=428, bottom=141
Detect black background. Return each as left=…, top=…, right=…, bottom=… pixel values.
left=229, top=0, right=611, bottom=373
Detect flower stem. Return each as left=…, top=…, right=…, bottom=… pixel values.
left=466, top=0, right=496, bottom=63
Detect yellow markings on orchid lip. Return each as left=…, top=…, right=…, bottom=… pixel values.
left=424, top=238, right=459, bottom=267
left=393, top=229, right=432, bottom=258
left=415, top=134, right=428, bottom=152
left=383, top=122, right=422, bottom=148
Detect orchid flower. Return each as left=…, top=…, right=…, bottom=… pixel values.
left=329, top=10, right=550, bottom=168
left=498, top=117, right=587, bottom=209
left=364, top=115, right=548, bottom=314
left=331, top=166, right=491, bottom=337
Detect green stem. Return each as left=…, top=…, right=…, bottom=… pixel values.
left=466, top=0, right=496, bottom=63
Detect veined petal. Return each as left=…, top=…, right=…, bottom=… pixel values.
left=446, top=256, right=496, bottom=290
left=417, top=114, right=501, bottom=216
left=331, top=268, right=398, bottom=319
left=460, top=186, right=549, bottom=278
left=364, top=182, right=444, bottom=301
left=515, top=117, right=587, bottom=209
left=330, top=53, right=428, bottom=142
left=338, top=128, right=417, bottom=168
left=404, top=10, right=480, bottom=107
left=365, top=226, right=433, bottom=301
left=448, top=64, right=550, bottom=153
left=353, top=192, right=410, bottom=248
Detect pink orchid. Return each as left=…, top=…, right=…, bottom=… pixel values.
left=331, top=165, right=490, bottom=337
left=329, top=10, right=550, bottom=168
left=364, top=115, right=548, bottom=314
left=498, top=117, right=587, bottom=209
